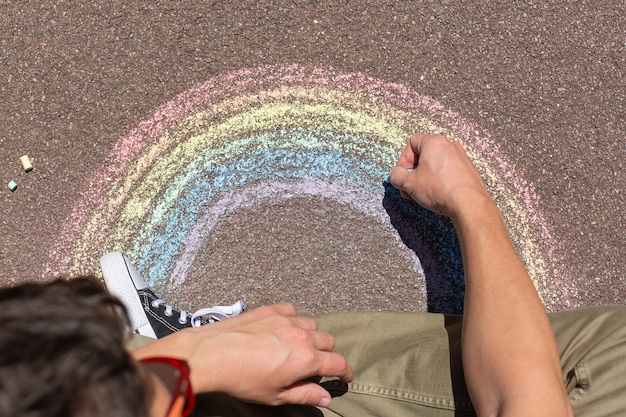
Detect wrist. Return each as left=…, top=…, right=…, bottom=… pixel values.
left=447, top=189, right=498, bottom=227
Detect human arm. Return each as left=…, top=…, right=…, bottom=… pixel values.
left=132, top=303, right=352, bottom=408
left=390, top=134, right=573, bottom=417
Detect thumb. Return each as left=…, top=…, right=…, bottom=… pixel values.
left=279, top=381, right=333, bottom=408
left=389, top=166, right=413, bottom=198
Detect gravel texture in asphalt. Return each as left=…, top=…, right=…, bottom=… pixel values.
left=0, top=1, right=623, bottom=314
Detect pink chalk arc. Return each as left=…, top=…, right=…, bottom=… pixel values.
left=44, top=64, right=578, bottom=311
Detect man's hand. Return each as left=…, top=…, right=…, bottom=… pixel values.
left=133, top=303, right=353, bottom=408
left=389, top=134, right=492, bottom=221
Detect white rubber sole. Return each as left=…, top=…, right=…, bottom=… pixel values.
left=100, top=252, right=157, bottom=338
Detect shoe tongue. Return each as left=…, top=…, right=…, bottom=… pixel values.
left=144, top=289, right=183, bottom=315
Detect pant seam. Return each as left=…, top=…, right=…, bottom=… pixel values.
left=325, top=380, right=473, bottom=411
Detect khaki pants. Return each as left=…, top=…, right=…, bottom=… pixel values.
left=130, top=306, right=626, bottom=417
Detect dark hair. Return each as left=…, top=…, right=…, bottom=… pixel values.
left=0, top=277, right=149, bottom=417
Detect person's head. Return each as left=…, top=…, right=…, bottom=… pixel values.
left=0, top=277, right=149, bottom=417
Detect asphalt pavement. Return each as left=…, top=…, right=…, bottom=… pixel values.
left=0, top=1, right=623, bottom=315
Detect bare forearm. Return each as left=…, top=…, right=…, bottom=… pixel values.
left=452, top=196, right=572, bottom=417
left=389, top=134, right=572, bottom=416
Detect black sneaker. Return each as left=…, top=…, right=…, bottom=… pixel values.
left=100, top=252, right=245, bottom=339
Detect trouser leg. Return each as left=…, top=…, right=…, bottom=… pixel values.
left=129, top=305, right=626, bottom=417
left=548, top=306, right=626, bottom=417
left=315, top=307, right=626, bottom=417
left=314, top=311, right=473, bottom=417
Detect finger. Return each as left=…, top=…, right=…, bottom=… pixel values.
left=213, top=304, right=298, bottom=329
left=395, top=139, right=418, bottom=169
left=389, top=166, right=413, bottom=194
left=317, top=351, right=354, bottom=382
left=407, top=133, right=431, bottom=159
left=307, top=330, right=335, bottom=352
left=267, top=303, right=298, bottom=317
left=278, top=381, right=333, bottom=408
left=411, top=133, right=443, bottom=152
left=291, top=316, right=318, bottom=331
left=246, top=303, right=298, bottom=320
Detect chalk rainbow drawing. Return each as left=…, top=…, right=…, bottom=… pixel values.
left=45, top=64, right=576, bottom=313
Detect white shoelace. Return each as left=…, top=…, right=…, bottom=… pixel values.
left=151, top=299, right=245, bottom=327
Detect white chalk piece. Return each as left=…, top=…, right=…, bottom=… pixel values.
left=20, top=155, right=33, bottom=172
left=8, top=180, right=17, bottom=192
